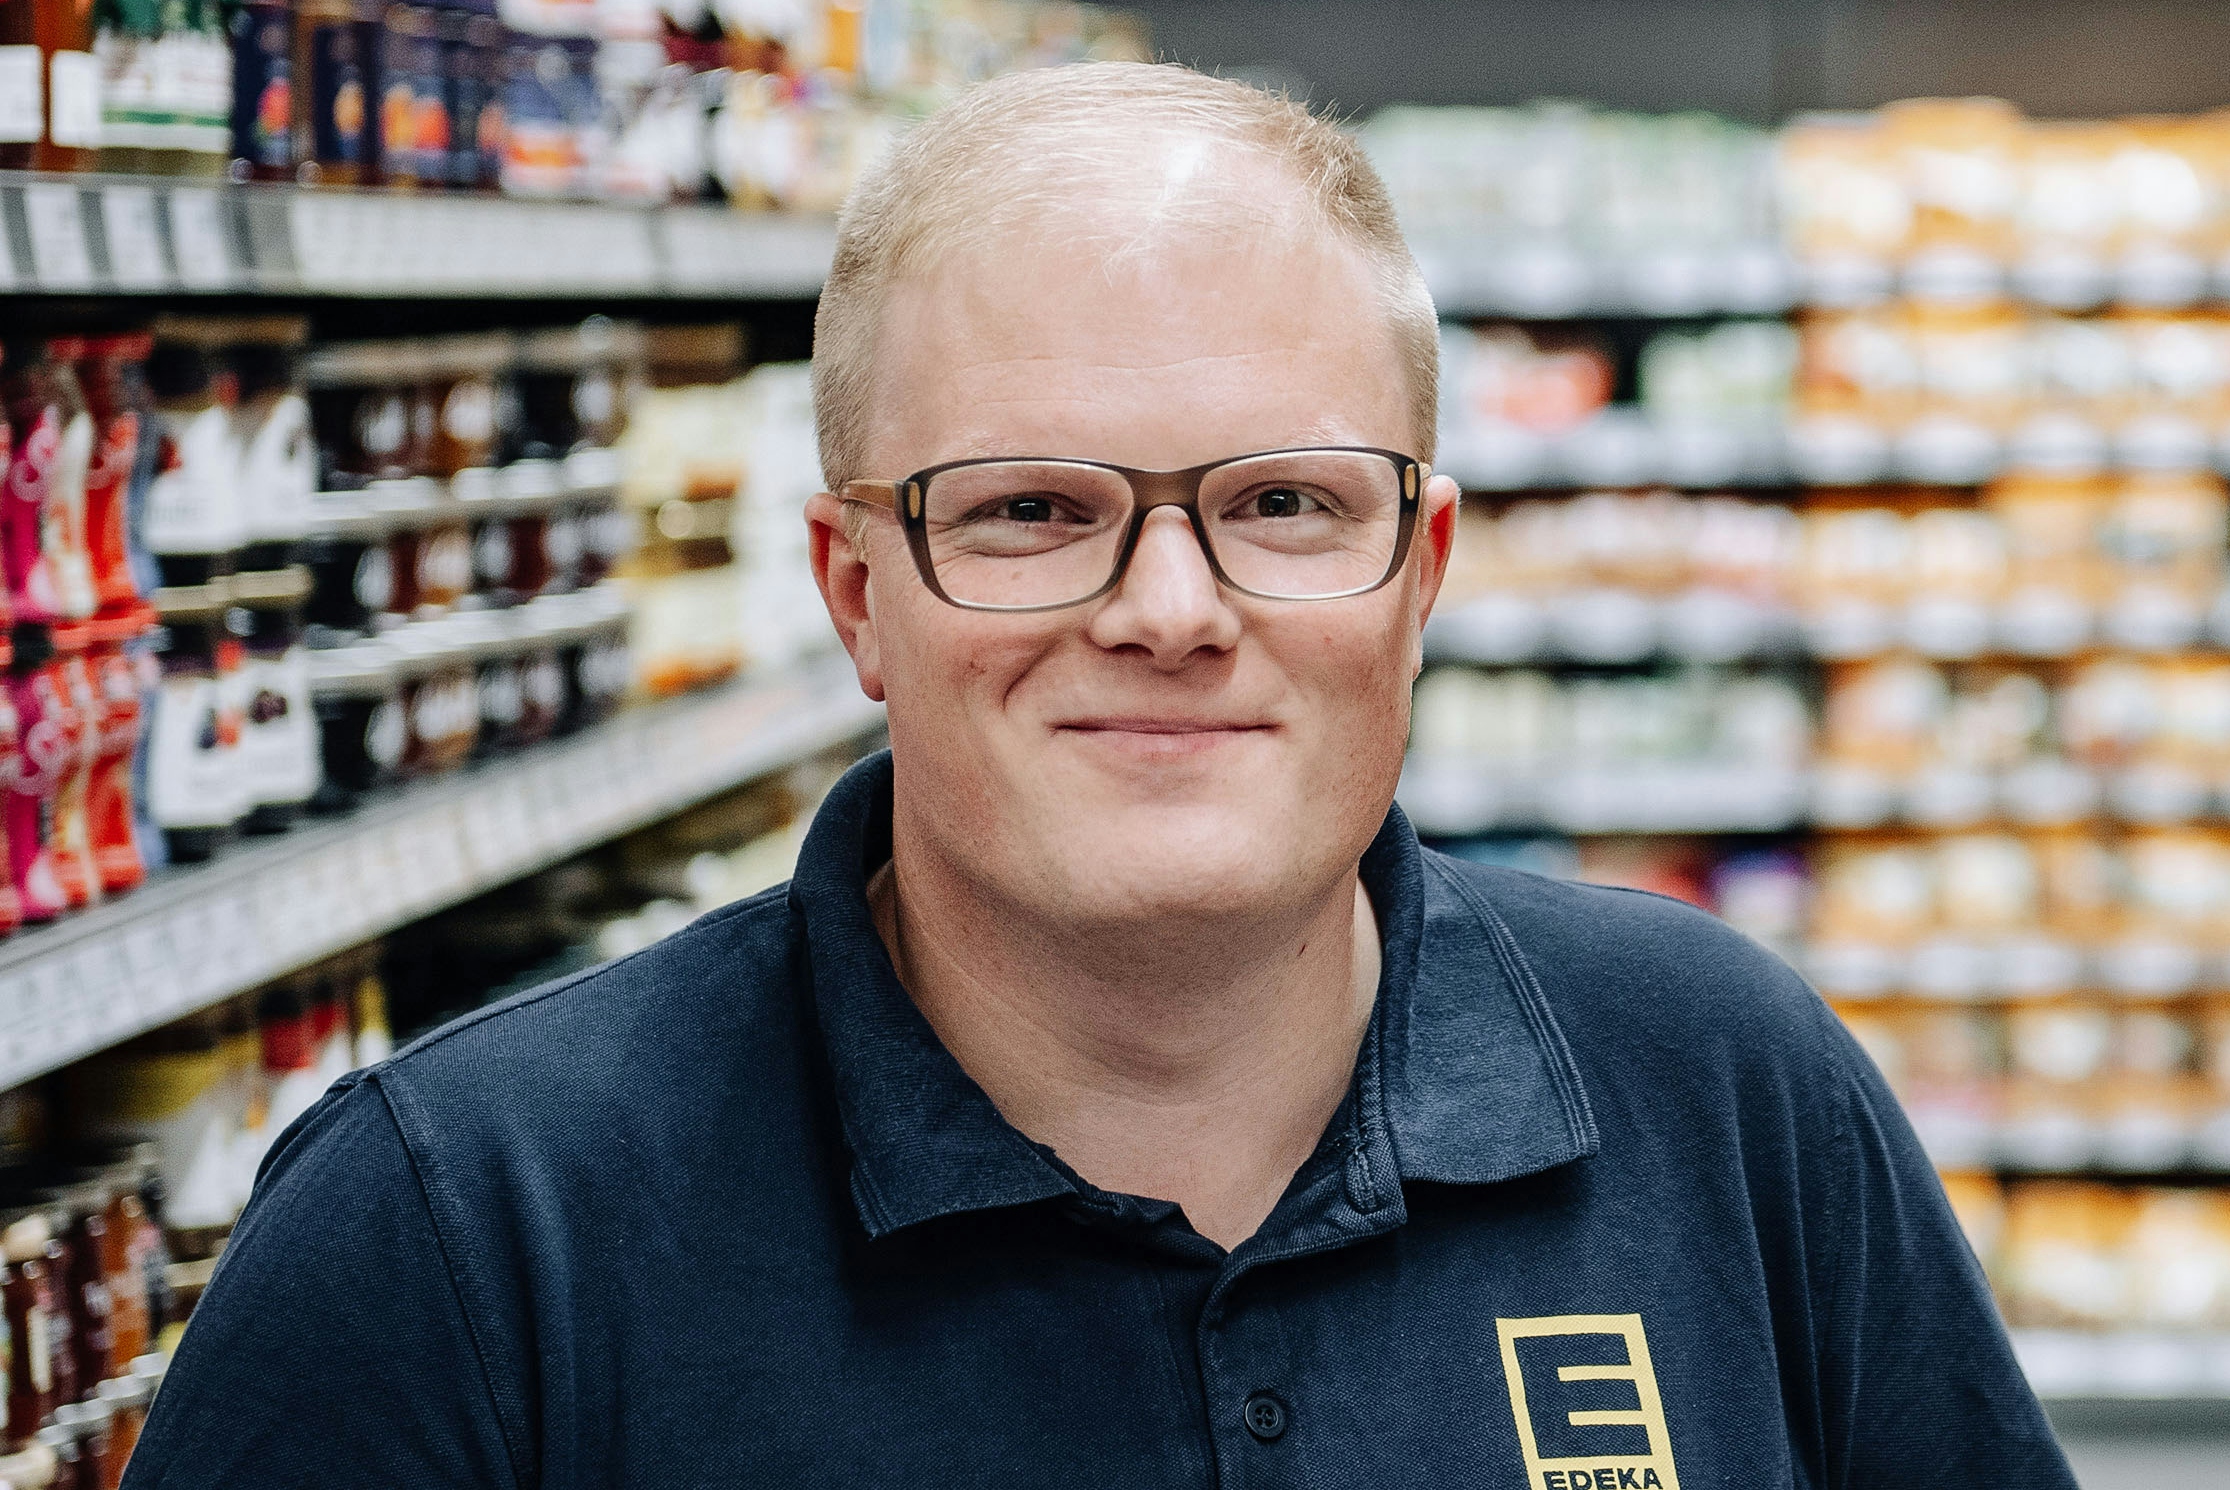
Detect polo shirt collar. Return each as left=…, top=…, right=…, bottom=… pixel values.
left=792, top=752, right=1596, bottom=1240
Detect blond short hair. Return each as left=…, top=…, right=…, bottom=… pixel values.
left=812, top=61, right=1440, bottom=506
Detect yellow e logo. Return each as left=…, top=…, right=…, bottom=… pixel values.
left=1495, top=1314, right=1680, bottom=1490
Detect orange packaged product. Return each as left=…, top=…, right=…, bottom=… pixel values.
left=1880, top=97, right=2026, bottom=271
left=1819, top=658, right=1947, bottom=774
left=1799, top=508, right=1912, bottom=659
left=1986, top=474, right=2108, bottom=651
left=2148, top=657, right=2230, bottom=786
left=1903, top=505, right=2008, bottom=658
left=1907, top=300, right=2031, bottom=429
left=2107, top=117, right=2220, bottom=285
left=2025, top=310, right=2136, bottom=440
left=2126, top=1187, right=2230, bottom=1328
left=1811, top=840, right=1937, bottom=947
left=1935, top=833, right=2042, bottom=937
left=2015, top=120, right=2124, bottom=287
left=1794, top=307, right=1919, bottom=426
left=1998, top=1180, right=2137, bottom=1327
left=2096, top=471, right=2228, bottom=649
left=2121, top=309, right=2230, bottom=428
left=1775, top=112, right=1911, bottom=280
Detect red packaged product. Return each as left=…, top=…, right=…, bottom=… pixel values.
left=7, top=634, right=75, bottom=921
left=85, top=641, right=145, bottom=896
left=0, top=339, right=85, bottom=627
left=0, top=675, right=23, bottom=940
left=76, top=335, right=152, bottom=619
left=48, top=646, right=101, bottom=910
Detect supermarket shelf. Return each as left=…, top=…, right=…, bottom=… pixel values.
left=1804, top=247, right=2230, bottom=313
left=0, top=660, right=884, bottom=1091
left=1411, top=237, right=1799, bottom=319
left=1413, top=238, right=2230, bottom=319
left=0, top=172, right=836, bottom=298
left=1426, top=592, right=1800, bottom=665
left=1441, top=413, right=1792, bottom=491
left=2017, top=1331, right=2230, bottom=1403
left=1398, top=758, right=1808, bottom=836
left=1444, top=413, right=2230, bottom=492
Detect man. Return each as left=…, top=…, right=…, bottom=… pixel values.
left=128, top=64, right=2074, bottom=1488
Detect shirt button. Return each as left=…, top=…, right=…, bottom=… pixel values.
left=1242, top=1393, right=1288, bottom=1442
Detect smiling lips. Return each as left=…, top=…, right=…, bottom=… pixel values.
left=1053, top=717, right=1275, bottom=754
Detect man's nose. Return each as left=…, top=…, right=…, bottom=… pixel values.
left=1084, top=507, right=1242, bottom=664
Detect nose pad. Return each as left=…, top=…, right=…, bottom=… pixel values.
left=1088, top=506, right=1240, bottom=658
left=1117, top=507, right=1218, bottom=598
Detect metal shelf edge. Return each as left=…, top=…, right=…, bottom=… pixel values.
left=0, top=660, right=884, bottom=1089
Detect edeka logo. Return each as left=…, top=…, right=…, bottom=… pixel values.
left=1495, top=1314, right=1680, bottom=1490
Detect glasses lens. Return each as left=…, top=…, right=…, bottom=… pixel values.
left=1198, top=451, right=1405, bottom=598
left=921, top=461, right=1132, bottom=607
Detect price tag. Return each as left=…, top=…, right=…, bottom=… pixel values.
left=124, top=919, right=182, bottom=1018
left=0, top=195, right=18, bottom=292
left=165, top=908, right=216, bottom=1001
left=0, top=973, right=30, bottom=1081
left=457, top=792, right=506, bottom=879
left=23, top=183, right=94, bottom=289
left=257, top=870, right=303, bottom=968
left=168, top=188, right=235, bottom=290
left=22, top=960, right=70, bottom=1057
left=495, top=779, right=538, bottom=866
left=100, top=185, right=168, bottom=289
left=217, top=891, right=264, bottom=986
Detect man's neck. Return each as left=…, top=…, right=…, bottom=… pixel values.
left=865, top=853, right=1380, bottom=1251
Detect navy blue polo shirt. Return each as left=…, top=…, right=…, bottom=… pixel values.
left=128, top=751, right=2073, bottom=1489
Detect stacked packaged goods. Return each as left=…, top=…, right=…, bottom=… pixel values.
left=9, top=0, right=1149, bottom=203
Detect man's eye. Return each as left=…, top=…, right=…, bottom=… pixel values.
left=1002, top=497, right=1056, bottom=523
left=1252, top=487, right=1319, bottom=518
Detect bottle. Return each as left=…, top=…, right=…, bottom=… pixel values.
left=376, top=1, right=445, bottom=190
left=33, top=0, right=101, bottom=171
left=142, top=602, right=244, bottom=862
left=46, top=648, right=100, bottom=910
left=6, top=629, right=75, bottom=922
left=0, top=680, right=25, bottom=940
left=1, top=341, right=85, bottom=630
left=141, top=332, right=245, bottom=596
left=2, top=1209, right=71, bottom=1440
left=0, top=0, right=41, bottom=170
left=235, top=571, right=316, bottom=833
left=229, top=0, right=295, bottom=181
left=83, top=643, right=145, bottom=896
left=294, top=0, right=382, bottom=185
left=73, top=336, right=152, bottom=624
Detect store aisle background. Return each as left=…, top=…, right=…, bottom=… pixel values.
left=0, top=0, right=2225, bottom=1485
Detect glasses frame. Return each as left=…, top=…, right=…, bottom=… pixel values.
left=840, top=446, right=1426, bottom=614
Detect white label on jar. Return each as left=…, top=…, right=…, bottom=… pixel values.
left=354, top=546, right=394, bottom=615
left=0, top=47, right=41, bottom=141
left=366, top=699, right=406, bottom=771
left=26, top=1306, right=50, bottom=1393
left=242, top=649, right=320, bottom=807
left=147, top=674, right=239, bottom=831
left=47, top=50, right=101, bottom=146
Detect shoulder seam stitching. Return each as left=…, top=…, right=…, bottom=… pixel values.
left=371, top=1071, right=534, bottom=1490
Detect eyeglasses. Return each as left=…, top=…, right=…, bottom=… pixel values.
left=840, top=446, right=1425, bottom=612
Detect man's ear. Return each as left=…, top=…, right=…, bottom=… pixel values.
left=805, top=491, right=887, bottom=702
left=1407, top=473, right=1461, bottom=676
